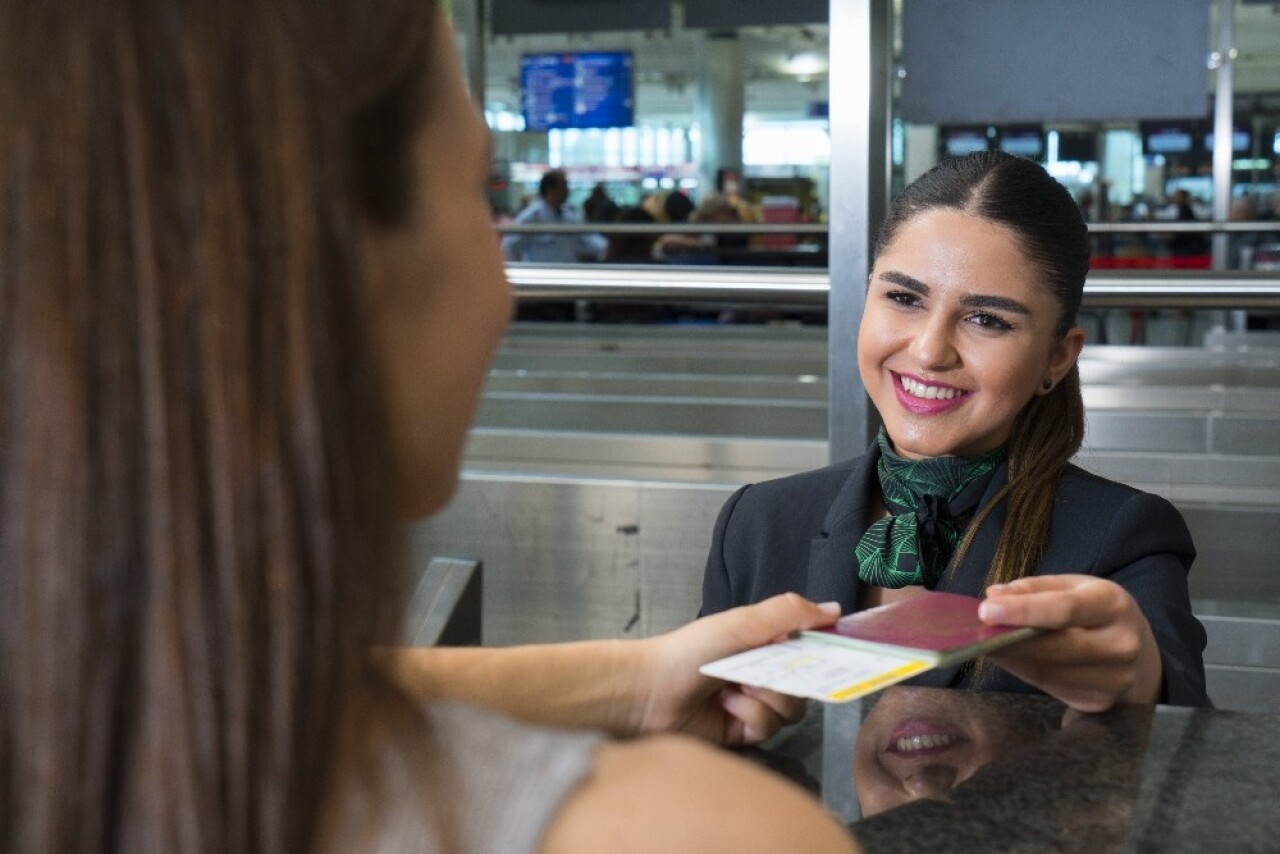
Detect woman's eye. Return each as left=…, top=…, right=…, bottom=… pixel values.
left=968, top=311, right=1013, bottom=331
left=885, top=290, right=919, bottom=307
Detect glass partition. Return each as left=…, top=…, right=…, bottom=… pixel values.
left=448, top=0, right=832, bottom=273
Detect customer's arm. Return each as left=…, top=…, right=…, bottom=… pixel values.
left=393, top=593, right=839, bottom=743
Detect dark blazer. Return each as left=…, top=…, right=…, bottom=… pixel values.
left=701, top=445, right=1211, bottom=707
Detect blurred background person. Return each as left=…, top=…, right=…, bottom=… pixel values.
left=604, top=206, right=660, bottom=263
left=502, top=168, right=607, bottom=263
left=583, top=182, right=619, bottom=224
left=654, top=192, right=733, bottom=264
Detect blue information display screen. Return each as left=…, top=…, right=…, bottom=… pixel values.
left=520, top=52, right=634, bottom=131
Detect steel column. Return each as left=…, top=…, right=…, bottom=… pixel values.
left=827, top=0, right=892, bottom=462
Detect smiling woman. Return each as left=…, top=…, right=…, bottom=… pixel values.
left=701, top=151, right=1211, bottom=712
left=860, top=210, right=1084, bottom=461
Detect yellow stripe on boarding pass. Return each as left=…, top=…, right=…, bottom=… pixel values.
left=825, top=660, right=931, bottom=702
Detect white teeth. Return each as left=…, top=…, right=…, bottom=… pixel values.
left=899, top=375, right=961, bottom=401
left=894, top=733, right=959, bottom=752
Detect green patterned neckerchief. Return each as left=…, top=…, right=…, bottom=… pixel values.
left=855, top=429, right=1006, bottom=590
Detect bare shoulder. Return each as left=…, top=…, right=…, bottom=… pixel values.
left=540, top=734, right=858, bottom=854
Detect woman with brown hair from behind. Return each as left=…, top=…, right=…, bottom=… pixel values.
left=0, top=1, right=857, bottom=851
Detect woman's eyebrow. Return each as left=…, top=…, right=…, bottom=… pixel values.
left=878, top=270, right=929, bottom=294
left=878, top=269, right=1031, bottom=315
left=961, top=293, right=1031, bottom=315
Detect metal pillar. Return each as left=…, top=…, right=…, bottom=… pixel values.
left=1210, top=0, right=1234, bottom=269
left=827, top=0, right=892, bottom=462
left=1210, top=0, right=1247, bottom=331
left=462, top=0, right=487, bottom=108
left=695, top=32, right=746, bottom=199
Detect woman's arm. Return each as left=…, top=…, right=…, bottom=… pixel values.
left=393, top=593, right=840, bottom=743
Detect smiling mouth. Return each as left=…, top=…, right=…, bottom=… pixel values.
left=896, top=373, right=970, bottom=401
left=891, top=732, right=963, bottom=754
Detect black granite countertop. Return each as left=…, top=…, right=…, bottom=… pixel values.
left=742, top=687, right=1280, bottom=853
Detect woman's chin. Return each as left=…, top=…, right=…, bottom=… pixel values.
left=394, top=467, right=460, bottom=522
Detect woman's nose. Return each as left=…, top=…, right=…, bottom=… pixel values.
left=902, top=764, right=959, bottom=800
left=909, top=316, right=960, bottom=371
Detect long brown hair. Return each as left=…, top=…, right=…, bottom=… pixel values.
left=0, top=1, right=439, bottom=850
left=873, top=152, right=1090, bottom=591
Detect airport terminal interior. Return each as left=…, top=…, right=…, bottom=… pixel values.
left=415, top=0, right=1280, bottom=726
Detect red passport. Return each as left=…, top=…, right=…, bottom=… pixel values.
left=804, top=591, right=1038, bottom=666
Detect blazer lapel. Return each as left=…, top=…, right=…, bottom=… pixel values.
left=804, top=448, right=879, bottom=613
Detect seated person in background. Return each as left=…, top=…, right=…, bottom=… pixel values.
left=501, top=168, right=608, bottom=263
left=595, top=206, right=675, bottom=321
left=604, top=205, right=659, bottom=263
left=0, top=2, right=857, bottom=851
left=582, top=182, right=619, bottom=224
left=654, top=194, right=740, bottom=263
left=1168, top=188, right=1210, bottom=258
left=701, top=152, right=1210, bottom=712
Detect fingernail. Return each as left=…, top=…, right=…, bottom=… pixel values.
left=817, top=601, right=842, bottom=617
left=978, top=602, right=1005, bottom=622
left=719, top=690, right=743, bottom=714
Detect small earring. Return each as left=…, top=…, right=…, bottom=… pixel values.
left=1041, top=378, right=1053, bottom=391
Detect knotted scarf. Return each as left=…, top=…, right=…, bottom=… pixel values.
left=854, top=429, right=1005, bottom=589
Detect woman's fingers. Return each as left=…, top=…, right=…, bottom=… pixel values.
left=718, top=687, right=788, bottom=745
left=740, top=685, right=809, bottom=725
left=979, top=577, right=1162, bottom=711
left=980, top=575, right=1125, bottom=629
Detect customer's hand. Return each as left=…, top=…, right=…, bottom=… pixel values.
left=978, top=575, right=1163, bottom=712
left=632, top=594, right=841, bottom=745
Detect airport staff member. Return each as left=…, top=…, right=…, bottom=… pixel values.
left=701, top=152, right=1210, bottom=713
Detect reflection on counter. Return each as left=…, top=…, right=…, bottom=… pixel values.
left=852, top=688, right=1150, bottom=851
left=746, top=687, right=1280, bottom=852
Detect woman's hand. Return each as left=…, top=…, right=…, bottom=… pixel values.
left=632, top=594, right=841, bottom=745
left=977, top=575, right=1164, bottom=712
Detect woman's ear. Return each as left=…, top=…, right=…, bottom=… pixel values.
left=1044, top=326, right=1086, bottom=390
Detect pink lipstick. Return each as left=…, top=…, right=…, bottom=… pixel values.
left=885, top=719, right=968, bottom=758
left=891, top=372, right=971, bottom=416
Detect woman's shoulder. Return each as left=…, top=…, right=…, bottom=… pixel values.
left=1053, top=462, right=1192, bottom=555
left=427, top=701, right=603, bottom=840
left=332, top=701, right=603, bottom=853
left=731, top=455, right=866, bottom=513
left=1057, top=462, right=1181, bottom=515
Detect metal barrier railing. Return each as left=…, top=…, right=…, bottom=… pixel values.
left=507, top=265, right=1280, bottom=309
left=498, top=222, right=829, bottom=235
left=494, top=220, right=1280, bottom=236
